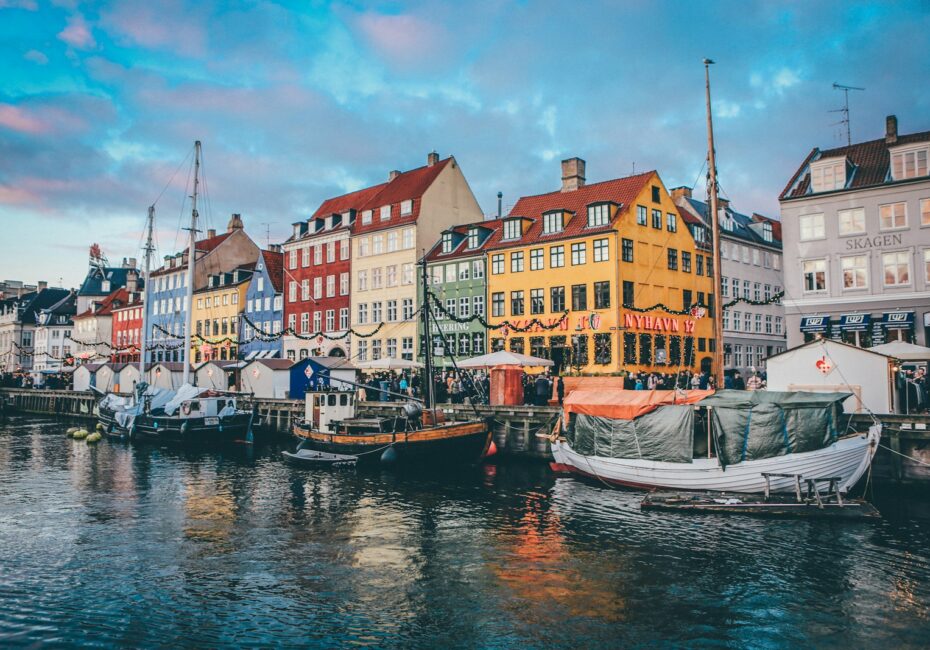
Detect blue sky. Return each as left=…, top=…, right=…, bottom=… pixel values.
left=1, top=0, right=928, bottom=288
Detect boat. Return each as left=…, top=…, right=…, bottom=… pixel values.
left=640, top=491, right=880, bottom=520
left=288, top=254, right=492, bottom=468
left=95, top=141, right=254, bottom=444
left=282, top=448, right=358, bottom=468
left=550, top=389, right=880, bottom=494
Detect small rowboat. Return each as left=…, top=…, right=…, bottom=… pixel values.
left=282, top=449, right=358, bottom=468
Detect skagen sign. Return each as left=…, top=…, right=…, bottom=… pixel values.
left=845, top=233, right=902, bottom=250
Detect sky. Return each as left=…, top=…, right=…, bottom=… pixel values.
left=1, top=0, right=928, bottom=288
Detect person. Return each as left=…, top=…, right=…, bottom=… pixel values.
left=690, top=372, right=701, bottom=390
left=724, top=372, right=734, bottom=389
left=698, top=371, right=709, bottom=390
left=523, top=377, right=534, bottom=405
left=557, top=376, right=565, bottom=405
left=733, top=371, right=746, bottom=390
left=647, top=373, right=658, bottom=390
left=635, top=376, right=644, bottom=390
left=399, top=375, right=408, bottom=396
left=746, top=371, right=763, bottom=391
left=534, top=374, right=550, bottom=407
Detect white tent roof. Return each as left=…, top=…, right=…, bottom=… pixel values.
left=458, top=350, right=554, bottom=368
left=869, top=340, right=930, bottom=361
left=355, top=357, right=424, bottom=370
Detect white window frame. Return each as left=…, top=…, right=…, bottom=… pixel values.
left=801, top=259, right=827, bottom=293
left=882, top=251, right=911, bottom=287
left=799, top=213, right=825, bottom=241
left=879, top=202, right=907, bottom=231
left=543, top=211, right=564, bottom=234
left=841, top=255, right=868, bottom=290
left=503, top=219, right=521, bottom=240
left=838, top=208, right=866, bottom=236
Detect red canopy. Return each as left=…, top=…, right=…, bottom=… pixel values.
left=563, top=389, right=714, bottom=422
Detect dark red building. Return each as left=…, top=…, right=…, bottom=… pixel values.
left=111, top=293, right=144, bottom=363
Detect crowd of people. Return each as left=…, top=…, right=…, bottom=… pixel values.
left=356, top=369, right=493, bottom=405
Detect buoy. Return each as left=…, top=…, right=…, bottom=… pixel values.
left=86, top=432, right=102, bottom=443
left=66, top=427, right=79, bottom=434
left=380, top=446, right=398, bottom=465
left=72, top=429, right=89, bottom=440
left=95, top=423, right=104, bottom=432
left=485, top=440, right=498, bottom=458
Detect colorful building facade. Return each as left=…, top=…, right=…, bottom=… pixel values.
left=190, top=267, right=252, bottom=363
left=111, top=295, right=144, bottom=364
left=240, top=248, right=285, bottom=359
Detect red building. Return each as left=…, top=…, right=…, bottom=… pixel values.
left=111, top=293, right=144, bottom=363
left=281, top=185, right=384, bottom=360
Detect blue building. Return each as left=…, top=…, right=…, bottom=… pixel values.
left=240, top=248, right=285, bottom=359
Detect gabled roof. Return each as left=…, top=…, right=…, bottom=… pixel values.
left=485, top=171, right=654, bottom=250
left=765, top=337, right=891, bottom=361
left=312, top=184, right=388, bottom=221
left=38, top=291, right=76, bottom=325
left=780, top=129, right=930, bottom=200
left=78, top=266, right=136, bottom=297
left=681, top=198, right=782, bottom=250
left=245, top=358, right=294, bottom=370
left=150, top=232, right=234, bottom=277
left=259, top=250, right=284, bottom=293
left=353, top=158, right=452, bottom=236
left=74, top=288, right=130, bottom=320
left=425, top=219, right=503, bottom=263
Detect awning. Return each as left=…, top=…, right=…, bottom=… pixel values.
left=882, top=311, right=914, bottom=329
left=245, top=350, right=260, bottom=360
left=838, top=313, right=871, bottom=331
left=563, top=389, right=714, bottom=422
left=800, top=316, right=830, bottom=333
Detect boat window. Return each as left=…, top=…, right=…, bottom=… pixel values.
left=340, top=394, right=348, bottom=406
left=327, top=394, right=337, bottom=406
left=189, top=401, right=200, bottom=411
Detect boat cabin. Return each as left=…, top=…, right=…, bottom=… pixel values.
left=305, top=390, right=357, bottom=433
left=175, top=395, right=239, bottom=419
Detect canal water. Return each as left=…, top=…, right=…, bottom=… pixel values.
left=2, top=415, right=930, bottom=649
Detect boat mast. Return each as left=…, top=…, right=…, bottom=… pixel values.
left=420, top=253, right=433, bottom=409
left=704, top=59, right=725, bottom=387
left=181, top=140, right=201, bottom=386
left=138, top=205, right=155, bottom=377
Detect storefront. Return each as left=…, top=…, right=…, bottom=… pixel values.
left=838, top=313, right=872, bottom=347
left=801, top=311, right=916, bottom=347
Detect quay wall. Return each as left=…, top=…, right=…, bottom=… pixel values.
left=1, top=388, right=927, bottom=480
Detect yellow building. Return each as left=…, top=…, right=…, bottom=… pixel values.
left=190, top=267, right=252, bottom=363
left=485, top=158, right=716, bottom=375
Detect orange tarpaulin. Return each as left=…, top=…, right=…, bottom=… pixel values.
left=563, top=389, right=714, bottom=422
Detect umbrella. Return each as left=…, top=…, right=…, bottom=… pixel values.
left=868, top=341, right=930, bottom=361
left=354, top=357, right=424, bottom=370
left=458, top=350, right=554, bottom=368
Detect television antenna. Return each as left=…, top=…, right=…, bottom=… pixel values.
left=830, top=82, right=864, bottom=146
left=260, top=222, right=272, bottom=248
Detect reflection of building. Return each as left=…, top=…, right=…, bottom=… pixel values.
left=485, top=158, right=715, bottom=375
left=191, top=267, right=253, bottom=363
left=240, top=248, right=285, bottom=360
left=780, top=115, right=930, bottom=348
left=419, top=220, right=501, bottom=366
left=673, top=189, right=786, bottom=374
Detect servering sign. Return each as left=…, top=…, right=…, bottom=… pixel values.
left=800, top=316, right=830, bottom=333
left=881, top=311, right=914, bottom=329
left=838, top=313, right=871, bottom=331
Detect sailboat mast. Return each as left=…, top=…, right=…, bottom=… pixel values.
left=420, top=253, right=434, bottom=409
left=138, top=205, right=155, bottom=376
left=704, top=59, right=725, bottom=387
left=181, top=140, right=201, bottom=385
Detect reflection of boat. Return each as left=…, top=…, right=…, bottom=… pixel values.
left=550, top=389, right=880, bottom=494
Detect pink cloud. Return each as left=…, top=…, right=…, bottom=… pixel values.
left=24, top=49, right=49, bottom=64
left=0, top=0, right=38, bottom=9
left=0, top=104, right=47, bottom=134
left=0, top=185, right=39, bottom=205
left=356, top=12, right=447, bottom=68
left=57, top=14, right=96, bottom=49
left=99, top=0, right=206, bottom=57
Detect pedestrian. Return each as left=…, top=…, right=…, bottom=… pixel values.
left=746, top=371, right=763, bottom=391
left=733, top=371, right=746, bottom=390
left=635, top=377, right=644, bottom=390
left=534, top=373, right=550, bottom=406
left=690, top=372, right=701, bottom=390
left=557, top=376, right=565, bottom=405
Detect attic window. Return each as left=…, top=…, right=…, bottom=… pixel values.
left=891, top=146, right=929, bottom=181
left=400, top=200, right=413, bottom=216
left=810, top=159, right=846, bottom=192
left=441, top=233, right=453, bottom=253
left=587, top=203, right=610, bottom=228
left=503, top=219, right=521, bottom=240
left=543, top=211, right=564, bottom=234
left=467, top=227, right=480, bottom=249
left=361, top=210, right=373, bottom=225
left=762, top=222, right=773, bottom=243
left=379, top=205, right=391, bottom=221
left=293, top=224, right=301, bottom=237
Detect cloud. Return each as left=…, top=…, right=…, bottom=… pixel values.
left=0, top=103, right=47, bottom=134
left=23, top=49, right=48, bottom=64
left=57, top=14, right=96, bottom=49
left=355, top=12, right=448, bottom=70
left=98, top=0, right=207, bottom=58
left=0, top=0, right=37, bottom=9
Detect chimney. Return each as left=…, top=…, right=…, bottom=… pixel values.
left=427, top=151, right=439, bottom=167
left=717, top=197, right=730, bottom=210
left=388, top=170, right=401, bottom=181
left=497, top=191, right=503, bottom=218
left=127, top=257, right=137, bottom=269
left=670, top=186, right=692, bottom=202
left=227, top=213, right=244, bottom=232
left=561, top=157, right=586, bottom=192
left=207, top=228, right=217, bottom=239
left=885, top=115, right=898, bottom=145
left=126, top=270, right=138, bottom=294
left=37, top=281, right=48, bottom=291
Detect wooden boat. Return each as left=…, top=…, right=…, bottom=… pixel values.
left=641, top=491, right=880, bottom=520
left=282, top=448, right=358, bottom=467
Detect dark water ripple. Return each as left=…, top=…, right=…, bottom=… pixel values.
left=2, top=414, right=930, bottom=648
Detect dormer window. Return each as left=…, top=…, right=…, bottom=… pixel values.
left=543, top=211, right=564, bottom=234
left=467, top=227, right=480, bottom=249
left=101, top=280, right=110, bottom=293
left=503, top=219, right=522, bottom=240
left=586, top=203, right=610, bottom=228
left=762, top=222, right=773, bottom=243
left=890, top=146, right=929, bottom=181
left=361, top=210, right=373, bottom=225
left=441, top=233, right=453, bottom=253
left=379, top=205, right=391, bottom=221
left=400, top=200, right=413, bottom=216
left=293, top=224, right=301, bottom=237
left=810, top=158, right=847, bottom=192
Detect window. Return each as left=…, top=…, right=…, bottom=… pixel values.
left=511, top=251, right=524, bottom=273
left=313, top=277, right=322, bottom=299
left=743, top=313, right=752, bottom=333
left=357, top=270, right=368, bottom=291
left=387, top=300, right=398, bottom=322
left=666, top=212, right=677, bottom=232
left=300, top=247, right=310, bottom=268
left=922, top=199, right=930, bottom=227
left=357, top=340, right=367, bottom=362
left=371, top=302, right=382, bottom=322
left=696, top=255, right=704, bottom=276
left=400, top=199, right=413, bottom=216
left=472, top=260, right=484, bottom=279
left=358, top=238, right=369, bottom=257
left=441, top=233, right=453, bottom=253
left=753, top=283, right=761, bottom=301
left=550, top=245, right=565, bottom=268
left=402, top=337, right=414, bottom=360
left=550, top=286, right=565, bottom=312
left=803, top=259, right=827, bottom=292
left=637, top=205, right=647, bottom=226
left=587, top=204, right=610, bottom=228
left=883, top=251, right=911, bottom=286
left=810, top=160, right=846, bottom=192
left=492, top=292, right=505, bottom=317
left=652, top=209, right=662, bottom=229
left=752, top=249, right=760, bottom=266
left=543, top=211, right=564, bottom=234
left=386, top=338, right=397, bottom=358
left=340, top=308, right=349, bottom=330
left=762, top=222, right=772, bottom=242
left=387, top=232, right=398, bottom=253
left=313, top=311, right=322, bottom=333
left=723, top=310, right=730, bottom=330
left=622, top=238, right=633, bottom=262
left=594, top=333, right=611, bottom=364
left=593, top=238, right=609, bottom=262
left=371, top=340, right=382, bottom=360
left=311, top=245, right=320, bottom=265
left=491, top=254, right=504, bottom=274
left=326, top=242, right=335, bottom=262
left=571, top=284, right=587, bottom=311
left=622, top=281, right=634, bottom=308
left=765, top=315, right=772, bottom=334
left=683, top=289, right=693, bottom=310
left=891, top=148, right=929, bottom=180
left=472, top=332, right=485, bottom=355
left=326, top=275, right=335, bottom=297
left=379, top=205, right=391, bottom=221
left=503, top=219, right=521, bottom=240
left=325, top=310, right=335, bottom=331
left=667, top=248, right=678, bottom=270
left=372, top=235, right=383, bottom=255
left=372, top=268, right=383, bottom=289
left=386, top=265, right=397, bottom=287
left=594, top=281, right=610, bottom=309
left=754, top=314, right=762, bottom=333
left=530, top=289, right=544, bottom=314
left=467, top=227, right=480, bottom=249
left=880, top=202, right=907, bottom=230
left=571, top=242, right=586, bottom=265
left=289, top=281, right=297, bottom=302
left=799, top=213, right=825, bottom=240
left=402, top=263, right=414, bottom=285
left=573, top=334, right=589, bottom=367
left=530, top=248, right=544, bottom=270
left=340, top=272, right=349, bottom=295
left=402, top=299, right=414, bottom=320
left=775, top=317, right=783, bottom=335
left=742, top=280, right=750, bottom=299
left=473, top=295, right=484, bottom=316
left=841, top=255, right=868, bottom=289
left=459, top=297, right=470, bottom=318
left=357, top=303, right=368, bottom=324
left=651, top=185, right=661, bottom=203
left=445, top=298, right=457, bottom=317
left=288, top=250, right=297, bottom=269
left=838, top=208, right=865, bottom=235
left=682, top=251, right=692, bottom=273
left=340, top=239, right=349, bottom=260
left=511, top=291, right=524, bottom=316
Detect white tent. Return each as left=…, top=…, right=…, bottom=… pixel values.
left=94, top=364, right=124, bottom=392
left=458, top=350, right=554, bottom=368
left=354, top=357, right=423, bottom=370
left=146, top=363, right=189, bottom=390
left=116, top=365, right=142, bottom=393
left=869, top=341, right=930, bottom=361
left=240, top=359, right=293, bottom=398
left=72, top=363, right=102, bottom=392
left=195, top=360, right=241, bottom=391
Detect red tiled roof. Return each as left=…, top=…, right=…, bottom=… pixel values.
left=780, top=130, right=930, bottom=200
left=352, top=158, right=452, bottom=236
left=260, top=249, right=285, bottom=293
left=425, top=219, right=503, bottom=262
left=197, top=231, right=231, bottom=253
left=311, top=184, right=388, bottom=220
left=485, top=171, right=654, bottom=250
left=751, top=213, right=783, bottom=241
left=73, top=288, right=129, bottom=319
left=676, top=204, right=703, bottom=226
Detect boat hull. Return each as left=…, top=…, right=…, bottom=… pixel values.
left=293, top=419, right=492, bottom=467
left=98, top=406, right=252, bottom=444
left=551, top=424, right=881, bottom=494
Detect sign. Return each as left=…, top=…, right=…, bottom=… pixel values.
left=815, top=356, right=834, bottom=375
left=844, top=233, right=902, bottom=251
left=838, top=313, right=871, bottom=332
left=881, top=311, right=914, bottom=329
left=304, top=365, right=314, bottom=378
left=800, top=316, right=830, bottom=333
left=624, top=313, right=697, bottom=334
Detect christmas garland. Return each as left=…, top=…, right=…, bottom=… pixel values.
left=427, top=291, right=568, bottom=332
left=620, top=291, right=783, bottom=316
